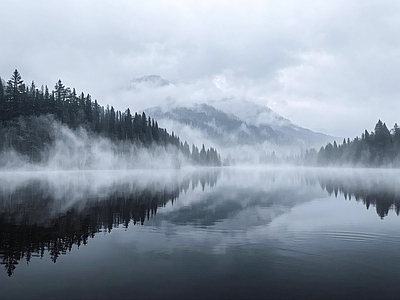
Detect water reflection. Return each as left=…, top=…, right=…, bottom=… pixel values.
left=0, top=169, right=220, bottom=277
left=2, top=167, right=400, bottom=281
left=311, top=169, right=400, bottom=219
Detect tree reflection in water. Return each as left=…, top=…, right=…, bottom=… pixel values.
left=313, top=170, right=400, bottom=219
left=0, top=170, right=220, bottom=277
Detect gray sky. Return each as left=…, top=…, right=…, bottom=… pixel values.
left=1, top=0, right=400, bottom=138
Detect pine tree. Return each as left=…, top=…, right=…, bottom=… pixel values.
left=192, top=144, right=200, bottom=163
left=200, top=144, right=207, bottom=164
left=0, top=76, right=5, bottom=121
left=109, top=106, right=116, bottom=138
left=93, top=99, right=100, bottom=132
left=393, top=123, right=400, bottom=148
left=29, top=81, right=36, bottom=115
left=147, top=116, right=153, bottom=142
left=124, top=108, right=132, bottom=139
left=141, top=112, right=147, bottom=143
left=372, top=120, right=392, bottom=164
left=151, top=118, right=159, bottom=142
left=5, top=69, right=24, bottom=119
left=85, top=94, right=92, bottom=123
left=54, top=80, right=66, bottom=118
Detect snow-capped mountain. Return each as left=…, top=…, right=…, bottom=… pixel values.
left=145, top=102, right=333, bottom=148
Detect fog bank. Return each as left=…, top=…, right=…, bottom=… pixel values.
left=0, top=115, right=189, bottom=171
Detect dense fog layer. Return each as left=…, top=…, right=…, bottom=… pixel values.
left=0, top=115, right=189, bottom=171
left=0, top=168, right=221, bottom=223
left=156, top=117, right=306, bottom=165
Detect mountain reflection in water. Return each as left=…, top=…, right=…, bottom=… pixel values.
left=1, top=167, right=400, bottom=300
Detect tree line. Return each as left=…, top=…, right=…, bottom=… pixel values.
left=304, top=120, right=400, bottom=167
left=0, top=69, right=221, bottom=166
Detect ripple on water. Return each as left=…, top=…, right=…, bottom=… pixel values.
left=321, top=230, right=398, bottom=243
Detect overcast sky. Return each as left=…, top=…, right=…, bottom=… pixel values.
left=1, top=0, right=400, bottom=137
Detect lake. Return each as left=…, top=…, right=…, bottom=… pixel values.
left=1, top=167, right=400, bottom=299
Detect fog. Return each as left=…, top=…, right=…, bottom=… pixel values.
left=148, top=113, right=310, bottom=165
left=97, top=167, right=400, bottom=254
left=124, top=77, right=332, bottom=163
left=0, top=166, right=221, bottom=225
left=2, top=165, right=400, bottom=300
left=0, top=116, right=191, bottom=171
left=0, top=114, right=302, bottom=170
left=2, top=166, right=400, bottom=255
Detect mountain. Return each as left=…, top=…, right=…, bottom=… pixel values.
left=145, top=101, right=334, bottom=149
left=125, top=75, right=172, bottom=90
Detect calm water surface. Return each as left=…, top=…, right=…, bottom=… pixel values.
left=1, top=167, right=400, bottom=299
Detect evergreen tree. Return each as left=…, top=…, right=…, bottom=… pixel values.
left=192, top=144, right=200, bottom=163
left=147, top=116, right=153, bottom=142
left=393, top=123, right=400, bottom=148
left=5, top=69, right=24, bottom=119
left=0, top=77, right=5, bottom=121
left=85, top=94, right=92, bottom=123
left=182, top=141, right=190, bottom=158
left=109, top=106, right=116, bottom=138
left=199, top=144, right=207, bottom=164
left=372, top=120, right=392, bottom=164
left=151, top=119, right=159, bottom=142
left=141, top=112, right=147, bottom=143
left=124, top=108, right=133, bottom=139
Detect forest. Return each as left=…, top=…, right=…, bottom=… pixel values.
left=0, top=69, right=221, bottom=167
left=304, top=120, right=400, bottom=167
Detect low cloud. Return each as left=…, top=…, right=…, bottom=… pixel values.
left=1, top=1, right=400, bottom=138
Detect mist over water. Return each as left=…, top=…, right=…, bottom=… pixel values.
left=2, top=166, right=400, bottom=299
left=0, top=168, right=219, bottom=218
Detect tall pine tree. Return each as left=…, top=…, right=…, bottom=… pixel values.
left=5, top=69, right=24, bottom=119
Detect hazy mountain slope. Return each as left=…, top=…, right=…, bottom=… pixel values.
left=145, top=102, right=333, bottom=148
left=211, top=98, right=332, bottom=146
left=211, top=98, right=292, bottom=128
left=121, top=75, right=334, bottom=151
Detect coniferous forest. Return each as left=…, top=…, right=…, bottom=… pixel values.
left=0, top=69, right=222, bottom=167
left=304, top=120, right=400, bottom=167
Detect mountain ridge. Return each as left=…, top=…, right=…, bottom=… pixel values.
left=123, top=74, right=335, bottom=150
left=145, top=101, right=334, bottom=149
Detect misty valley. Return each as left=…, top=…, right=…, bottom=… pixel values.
left=3, top=1, right=400, bottom=299
left=2, top=168, right=400, bottom=299
left=2, top=70, right=400, bottom=299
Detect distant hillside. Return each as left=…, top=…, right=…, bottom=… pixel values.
left=145, top=102, right=333, bottom=148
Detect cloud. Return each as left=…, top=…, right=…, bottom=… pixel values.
left=1, top=0, right=400, bottom=138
